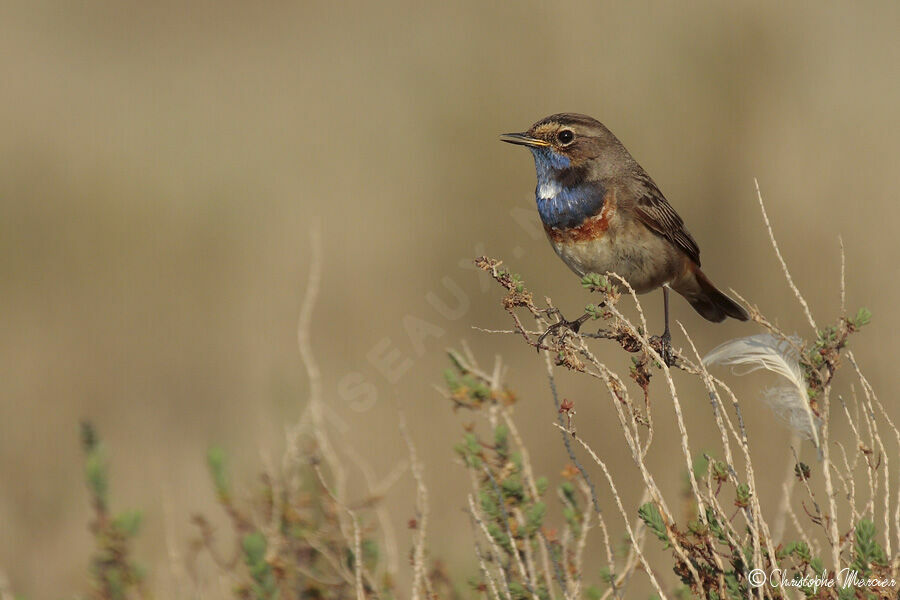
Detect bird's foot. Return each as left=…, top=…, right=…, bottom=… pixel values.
left=537, top=311, right=591, bottom=350
left=649, top=330, right=675, bottom=367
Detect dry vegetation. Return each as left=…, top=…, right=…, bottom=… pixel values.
left=6, top=191, right=895, bottom=600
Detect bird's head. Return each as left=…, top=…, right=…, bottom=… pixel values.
left=501, top=113, right=630, bottom=180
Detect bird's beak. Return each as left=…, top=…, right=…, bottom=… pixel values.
left=499, top=132, right=550, bottom=148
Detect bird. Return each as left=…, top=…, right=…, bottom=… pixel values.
left=500, top=113, right=748, bottom=363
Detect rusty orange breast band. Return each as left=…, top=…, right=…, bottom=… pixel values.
left=544, top=188, right=617, bottom=243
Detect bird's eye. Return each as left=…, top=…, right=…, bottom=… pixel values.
left=557, top=129, right=575, bottom=145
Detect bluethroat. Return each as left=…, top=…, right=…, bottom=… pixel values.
left=501, top=113, right=748, bottom=363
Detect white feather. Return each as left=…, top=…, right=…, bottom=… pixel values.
left=703, top=333, right=821, bottom=452
left=538, top=181, right=561, bottom=200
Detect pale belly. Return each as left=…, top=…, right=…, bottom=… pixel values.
left=547, top=228, right=678, bottom=294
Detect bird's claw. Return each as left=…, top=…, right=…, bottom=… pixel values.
left=650, top=331, right=675, bottom=367
left=536, top=312, right=590, bottom=351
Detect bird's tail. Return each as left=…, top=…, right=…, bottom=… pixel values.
left=674, top=263, right=749, bottom=323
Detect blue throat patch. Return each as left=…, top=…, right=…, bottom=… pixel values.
left=530, top=148, right=605, bottom=230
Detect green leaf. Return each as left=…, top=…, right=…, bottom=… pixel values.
left=242, top=531, right=267, bottom=564
left=501, top=475, right=524, bottom=502
left=242, top=531, right=279, bottom=599
left=84, top=444, right=109, bottom=510
left=809, top=556, right=824, bottom=574
left=525, top=502, right=546, bottom=535
left=735, top=483, right=751, bottom=507
left=508, top=581, right=528, bottom=600
left=688, top=519, right=708, bottom=536
left=443, top=368, right=460, bottom=391
left=638, top=503, right=668, bottom=543
left=562, top=505, right=581, bottom=537
left=494, top=424, right=509, bottom=456
left=362, top=538, right=379, bottom=569
left=852, top=519, right=886, bottom=573
left=692, top=452, right=710, bottom=482
left=511, top=273, right=525, bottom=293
left=580, top=272, right=609, bottom=292
left=585, top=303, right=604, bottom=319
left=112, top=510, right=143, bottom=538
left=712, top=461, right=729, bottom=482
left=787, top=540, right=811, bottom=562
left=705, top=507, right=728, bottom=544
left=724, top=571, right=743, bottom=600
left=487, top=522, right=511, bottom=553
left=559, top=481, right=577, bottom=506
left=479, top=489, right=499, bottom=519
left=836, top=586, right=856, bottom=600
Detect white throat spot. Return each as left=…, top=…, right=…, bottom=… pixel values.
left=538, top=181, right=561, bottom=200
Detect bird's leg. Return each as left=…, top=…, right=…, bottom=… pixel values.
left=536, top=309, right=593, bottom=349
left=656, top=286, right=675, bottom=366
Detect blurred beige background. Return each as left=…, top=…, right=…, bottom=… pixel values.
left=1, top=1, right=898, bottom=597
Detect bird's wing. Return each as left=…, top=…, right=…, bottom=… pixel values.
left=632, top=176, right=702, bottom=266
